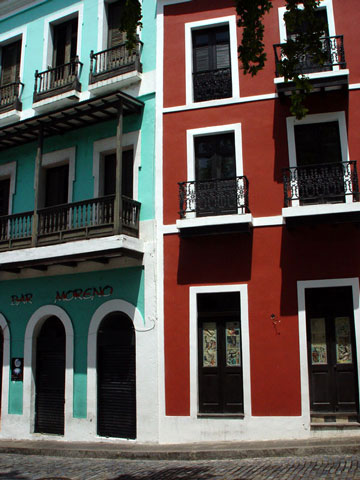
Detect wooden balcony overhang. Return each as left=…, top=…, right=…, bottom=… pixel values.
left=0, top=243, right=144, bottom=274
left=0, top=90, right=143, bottom=151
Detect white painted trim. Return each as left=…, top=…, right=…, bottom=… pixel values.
left=286, top=111, right=349, bottom=207
left=87, top=299, right=151, bottom=440
left=0, top=314, right=10, bottom=428
left=92, top=131, right=141, bottom=200
left=283, top=202, right=360, bottom=219
left=40, top=147, right=76, bottom=206
left=185, top=16, right=239, bottom=106
left=0, top=234, right=144, bottom=266
left=297, top=278, right=360, bottom=425
left=349, top=84, right=360, bottom=90
left=0, top=26, right=27, bottom=84
left=0, top=162, right=16, bottom=215
left=23, top=305, right=74, bottom=435
left=278, top=0, right=336, bottom=43
left=42, top=3, right=84, bottom=71
left=274, top=69, right=349, bottom=85
left=163, top=92, right=277, bottom=113
left=252, top=215, right=284, bottom=227
left=189, top=284, right=251, bottom=418
left=177, top=213, right=252, bottom=230
left=186, top=123, right=243, bottom=181
left=97, top=0, right=107, bottom=52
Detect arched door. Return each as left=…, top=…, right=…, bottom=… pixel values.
left=35, top=317, right=65, bottom=435
left=97, top=313, right=136, bottom=439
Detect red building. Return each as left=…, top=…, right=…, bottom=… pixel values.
left=157, top=0, right=360, bottom=442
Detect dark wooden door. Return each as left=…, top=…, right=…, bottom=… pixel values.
left=195, top=133, right=237, bottom=217
left=0, top=178, right=10, bottom=216
left=97, top=313, right=136, bottom=439
left=306, top=287, right=359, bottom=415
left=35, top=317, right=65, bottom=435
left=45, top=164, right=69, bottom=207
left=198, top=292, right=243, bottom=414
left=103, top=150, right=134, bottom=198
left=1, top=40, right=21, bottom=86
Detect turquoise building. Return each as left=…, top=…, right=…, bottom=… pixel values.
left=0, top=0, right=158, bottom=442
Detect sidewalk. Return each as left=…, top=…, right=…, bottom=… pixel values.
left=0, top=435, right=359, bottom=460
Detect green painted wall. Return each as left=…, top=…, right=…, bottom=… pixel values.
left=0, top=266, right=144, bottom=417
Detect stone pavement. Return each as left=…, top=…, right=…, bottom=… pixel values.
left=0, top=435, right=359, bottom=460
left=1, top=453, right=360, bottom=479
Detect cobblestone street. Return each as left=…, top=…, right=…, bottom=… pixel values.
left=1, top=453, right=360, bottom=479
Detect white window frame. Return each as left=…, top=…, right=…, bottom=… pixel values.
left=0, top=161, right=16, bottom=215
left=185, top=16, right=239, bottom=106
left=42, top=3, right=83, bottom=71
left=92, top=131, right=141, bottom=200
left=297, top=278, right=360, bottom=425
left=39, top=147, right=76, bottom=207
left=186, top=123, right=243, bottom=181
left=189, top=284, right=251, bottom=418
left=286, top=111, right=350, bottom=207
left=0, top=26, right=26, bottom=87
left=278, top=0, right=336, bottom=43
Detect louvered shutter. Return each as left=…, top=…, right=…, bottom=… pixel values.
left=108, top=1, right=126, bottom=47
left=1, top=40, right=21, bottom=86
left=215, top=43, right=230, bottom=69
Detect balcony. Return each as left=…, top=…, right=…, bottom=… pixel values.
left=33, top=58, right=82, bottom=110
left=193, top=67, right=232, bottom=103
left=0, top=195, right=140, bottom=252
left=89, top=40, right=142, bottom=95
left=282, top=161, right=360, bottom=226
left=0, top=80, right=23, bottom=115
left=274, top=35, right=349, bottom=96
left=177, top=177, right=252, bottom=236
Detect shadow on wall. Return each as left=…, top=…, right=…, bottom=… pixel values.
left=279, top=222, right=360, bottom=317
left=177, top=231, right=253, bottom=285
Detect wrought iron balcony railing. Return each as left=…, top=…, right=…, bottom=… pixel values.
left=0, top=195, right=140, bottom=250
left=89, top=40, right=142, bottom=85
left=274, top=35, right=346, bottom=76
left=283, top=161, right=359, bottom=207
left=0, top=80, right=23, bottom=113
left=179, top=176, right=249, bottom=219
left=33, top=57, right=82, bottom=102
left=193, top=67, right=232, bottom=103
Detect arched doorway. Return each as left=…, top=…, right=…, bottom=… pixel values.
left=97, top=312, right=136, bottom=439
left=35, top=316, right=65, bottom=435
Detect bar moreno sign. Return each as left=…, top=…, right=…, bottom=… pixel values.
left=54, top=285, right=113, bottom=303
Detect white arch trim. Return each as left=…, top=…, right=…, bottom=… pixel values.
left=87, top=299, right=145, bottom=436
left=0, top=314, right=10, bottom=422
left=23, top=305, right=74, bottom=434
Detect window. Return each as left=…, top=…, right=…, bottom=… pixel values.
left=44, top=164, right=69, bottom=207
left=197, top=291, right=243, bottom=414
left=285, top=112, right=352, bottom=207
left=107, top=1, right=126, bottom=48
left=101, top=149, right=134, bottom=199
left=182, top=124, right=245, bottom=218
left=185, top=16, right=239, bottom=105
left=0, top=178, right=10, bottom=216
left=52, top=18, right=78, bottom=69
left=1, top=40, right=21, bottom=87
left=194, top=133, right=237, bottom=216
left=39, top=147, right=75, bottom=208
left=192, top=26, right=231, bottom=103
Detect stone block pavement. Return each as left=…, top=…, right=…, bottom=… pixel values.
left=0, top=436, right=360, bottom=479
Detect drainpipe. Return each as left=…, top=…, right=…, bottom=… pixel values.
left=114, top=102, right=123, bottom=234
left=32, top=127, right=43, bottom=247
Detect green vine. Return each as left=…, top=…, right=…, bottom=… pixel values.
left=120, top=0, right=142, bottom=50
left=235, top=0, right=327, bottom=119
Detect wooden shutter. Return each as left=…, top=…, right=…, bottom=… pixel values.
left=108, top=1, right=126, bottom=48
left=53, top=18, right=78, bottom=66
left=1, top=40, right=21, bottom=86
left=0, top=178, right=10, bottom=216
